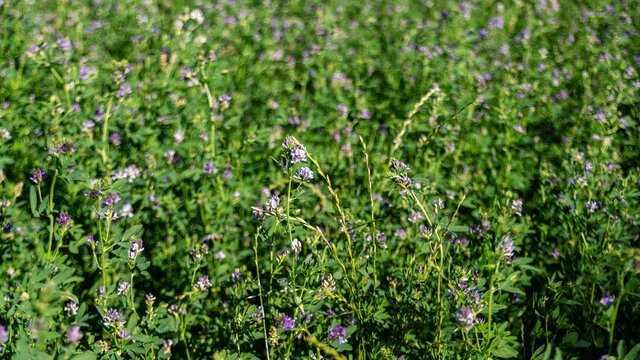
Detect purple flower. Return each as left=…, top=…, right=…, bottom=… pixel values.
left=119, top=330, right=130, bottom=339
left=266, top=196, right=281, bottom=213
left=488, top=16, right=504, bottom=29
left=586, top=201, right=598, bottom=213
left=30, top=168, right=46, bottom=184
left=551, top=249, right=560, bottom=258
left=194, top=276, right=212, bottom=291
left=252, top=207, right=267, bottom=221
left=376, top=232, right=387, bottom=248
left=360, top=109, right=371, bottom=119
left=396, top=176, right=413, bottom=188
left=279, top=315, right=295, bottom=331
left=103, top=308, right=125, bottom=328
left=117, top=84, right=132, bottom=99
left=291, top=238, right=302, bottom=255
left=420, top=224, right=432, bottom=238
left=128, top=238, right=144, bottom=260
left=600, top=292, right=615, bottom=307
left=0, top=325, right=8, bottom=344
left=336, top=104, right=348, bottom=117
left=390, top=158, right=409, bottom=172
left=64, top=301, right=78, bottom=316
left=66, top=326, right=83, bottom=345
left=294, top=167, right=314, bottom=181
left=231, top=271, right=243, bottom=281
left=290, top=145, right=307, bottom=164
left=456, top=306, right=475, bottom=330
left=2, top=222, right=13, bottom=233
left=327, top=325, right=348, bottom=344
left=117, top=282, right=130, bottom=295
left=58, top=213, right=71, bottom=230
left=498, top=236, right=515, bottom=260
left=203, top=162, right=216, bottom=174
left=110, top=132, right=121, bottom=146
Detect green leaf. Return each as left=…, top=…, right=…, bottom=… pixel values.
left=30, top=186, right=39, bottom=217
left=71, top=352, right=97, bottom=360
left=122, top=225, right=143, bottom=241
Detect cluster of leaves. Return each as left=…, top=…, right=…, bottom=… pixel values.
left=0, top=0, right=639, bottom=359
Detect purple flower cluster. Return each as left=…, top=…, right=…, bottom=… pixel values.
left=600, top=292, right=615, bottom=307
left=103, top=308, right=125, bottom=329
left=456, top=306, right=475, bottom=330
left=279, top=315, right=295, bottom=331
left=58, top=213, right=71, bottom=230
left=29, top=168, right=46, bottom=184
left=203, top=162, right=216, bottom=174
left=327, top=325, right=348, bottom=344
left=294, top=166, right=314, bottom=181
left=194, top=275, right=212, bottom=291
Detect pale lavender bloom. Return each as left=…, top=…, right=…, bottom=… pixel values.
left=119, top=330, right=130, bottom=339
left=510, top=199, right=523, bottom=216
left=173, top=130, right=184, bottom=144
left=30, top=168, right=46, bottom=184
left=600, top=292, right=615, bottom=307
left=266, top=196, right=281, bottom=213
left=420, top=224, right=432, bottom=238
left=390, top=158, right=409, bottom=172
left=586, top=201, right=598, bottom=213
left=409, top=212, right=423, bottom=223
left=110, top=132, right=121, bottom=146
left=79, top=66, right=91, bottom=80
left=103, top=308, right=125, bottom=328
left=551, top=248, right=560, bottom=258
left=456, top=306, right=475, bottom=330
left=64, top=301, right=78, bottom=316
left=82, top=120, right=95, bottom=132
left=119, top=203, right=133, bottom=218
left=194, top=276, right=212, bottom=291
left=291, top=238, right=302, bottom=254
left=66, top=326, right=83, bottom=345
left=128, top=238, right=144, bottom=260
left=336, top=104, right=348, bottom=117
left=290, top=145, right=307, bottom=163
left=203, top=162, right=216, bottom=174
left=360, top=109, right=371, bottom=119
left=0, top=325, right=8, bottom=344
left=117, top=84, right=132, bottom=99
left=395, top=228, right=407, bottom=239
left=488, top=16, right=504, bottom=29
left=498, top=236, right=515, bottom=260
left=117, top=282, right=130, bottom=295
left=618, top=117, right=627, bottom=129
left=294, top=167, right=314, bottom=181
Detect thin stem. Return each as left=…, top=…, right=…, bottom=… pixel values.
left=286, top=176, right=297, bottom=302
left=46, top=169, right=59, bottom=262
left=487, top=260, right=500, bottom=346
left=254, top=230, right=271, bottom=360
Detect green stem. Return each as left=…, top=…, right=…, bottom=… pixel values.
left=487, top=260, right=501, bottom=346
left=608, top=290, right=624, bottom=353
left=46, top=169, right=59, bottom=262
left=254, top=230, right=271, bottom=360
left=287, top=177, right=296, bottom=302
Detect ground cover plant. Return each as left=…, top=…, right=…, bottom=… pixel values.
left=1, top=0, right=639, bottom=359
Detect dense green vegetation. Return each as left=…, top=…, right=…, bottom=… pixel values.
left=0, top=0, right=639, bottom=359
